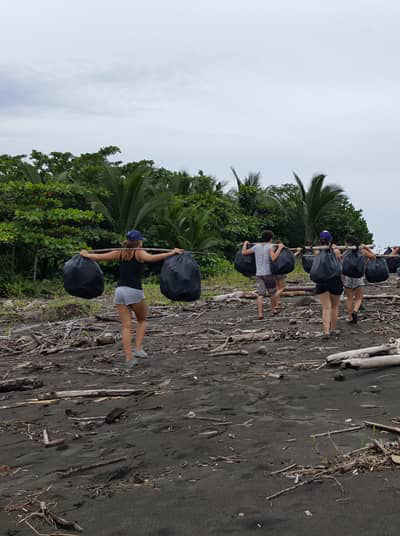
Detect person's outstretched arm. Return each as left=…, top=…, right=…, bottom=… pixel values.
left=80, top=250, right=120, bottom=261
left=270, top=242, right=284, bottom=262
left=361, top=245, right=376, bottom=260
left=242, top=241, right=255, bottom=256
left=136, top=248, right=183, bottom=263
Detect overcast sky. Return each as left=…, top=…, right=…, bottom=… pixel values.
left=1, top=0, right=398, bottom=247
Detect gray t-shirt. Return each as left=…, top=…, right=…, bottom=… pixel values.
left=250, top=243, right=273, bottom=276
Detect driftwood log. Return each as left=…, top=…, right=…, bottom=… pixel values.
left=0, top=377, right=43, bottom=393
left=326, top=341, right=400, bottom=364
left=40, top=388, right=146, bottom=399
left=342, top=354, right=400, bottom=369
left=212, top=288, right=315, bottom=302
left=365, top=421, right=400, bottom=434
left=228, top=331, right=277, bottom=343
left=363, top=294, right=400, bottom=300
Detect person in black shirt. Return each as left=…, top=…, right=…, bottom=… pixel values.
left=81, top=230, right=182, bottom=370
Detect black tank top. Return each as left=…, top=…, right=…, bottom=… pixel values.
left=117, top=253, right=143, bottom=290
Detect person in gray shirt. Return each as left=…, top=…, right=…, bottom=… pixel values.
left=242, top=230, right=284, bottom=319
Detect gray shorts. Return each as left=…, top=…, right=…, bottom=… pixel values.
left=114, top=286, right=145, bottom=305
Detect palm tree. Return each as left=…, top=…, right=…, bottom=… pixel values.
left=230, top=167, right=261, bottom=189
left=89, top=164, right=165, bottom=235
left=230, top=167, right=263, bottom=215
left=157, top=205, right=221, bottom=251
left=292, top=173, right=345, bottom=244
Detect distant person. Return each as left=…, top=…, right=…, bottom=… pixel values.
left=242, top=230, right=284, bottom=319
left=389, top=246, right=400, bottom=288
left=80, top=230, right=183, bottom=370
left=314, top=230, right=343, bottom=338
left=275, top=245, right=302, bottom=310
left=342, top=236, right=375, bottom=324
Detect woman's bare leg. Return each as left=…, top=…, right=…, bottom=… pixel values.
left=116, top=304, right=133, bottom=362
left=257, top=296, right=264, bottom=319
left=353, top=287, right=364, bottom=313
left=344, top=288, right=353, bottom=320
left=330, top=294, right=341, bottom=332
left=130, top=300, right=148, bottom=351
left=318, top=292, right=331, bottom=335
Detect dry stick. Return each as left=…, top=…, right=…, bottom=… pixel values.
left=364, top=421, right=400, bottom=434
left=57, top=456, right=128, bottom=477
left=270, top=463, right=297, bottom=475
left=24, top=520, right=79, bottom=536
left=266, top=472, right=325, bottom=501
left=363, top=294, right=400, bottom=300
left=211, top=349, right=249, bottom=357
left=42, top=429, right=64, bottom=448
left=41, top=389, right=145, bottom=399
left=310, top=425, right=364, bottom=439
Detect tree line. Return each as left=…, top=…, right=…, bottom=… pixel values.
left=0, top=146, right=372, bottom=286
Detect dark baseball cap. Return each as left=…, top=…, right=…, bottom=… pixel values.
left=126, top=230, right=145, bottom=241
left=319, top=230, right=333, bottom=241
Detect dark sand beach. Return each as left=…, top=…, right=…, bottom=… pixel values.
left=2, top=279, right=400, bottom=535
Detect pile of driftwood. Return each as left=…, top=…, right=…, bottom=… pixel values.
left=326, top=339, right=400, bottom=369
left=267, top=434, right=400, bottom=501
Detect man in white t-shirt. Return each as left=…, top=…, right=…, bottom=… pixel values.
left=242, top=230, right=284, bottom=319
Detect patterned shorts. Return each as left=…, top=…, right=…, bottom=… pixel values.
left=256, top=275, right=277, bottom=296
left=343, top=276, right=365, bottom=289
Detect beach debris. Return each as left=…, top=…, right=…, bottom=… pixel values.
left=105, top=408, right=126, bottom=424
left=369, top=385, right=382, bottom=393
left=326, top=340, right=400, bottom=365
left=57, top=456, right=128, bottom=478
left=95, top=332, right=115, bottom=346
left=40, top=389, right=146, bottom=399
left=342, top=355, right=400, bottom=369
left=257, top=346, right=268, bottom=355
left=310, top=424, right=364, bottom=439
left=334, top=371, right=345, bottom=381
left=17, top=500, right=83, bottom=533
left=43, top=428, right=65, bottom=448
left=365, top=421, right=400, bottom=434
left=0, top=377, right=43, bottom=393
left=211, top=349, right=249, bottom=357
left=266, top=436, right=400, bottom=502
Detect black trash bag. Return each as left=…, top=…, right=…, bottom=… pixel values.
left=310, top=249, right=341, bottom=283
left=234, top=243, right=256, bottom=277
left=365, top=258, right=389, bottom=283
left=63, top=255, right=104, bottom=299
left=301, top=249, right=314, bottom=273
left=160, top=252, right=201, bottom=302
left=271, top=247, right=295, bottom=275
left=386, top=255, right=400, bottom=274
left=342, top=249, right=366, bottom=278
left=302, top=255, right=314, bottom=274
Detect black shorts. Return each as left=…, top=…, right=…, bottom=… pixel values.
left=315, top=276, right=343, bottom=296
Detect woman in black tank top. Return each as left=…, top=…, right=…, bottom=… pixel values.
left=80, top=230, right=183, bottom=370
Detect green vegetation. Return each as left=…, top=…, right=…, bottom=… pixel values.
left=0, top=147, right=372, bottom=297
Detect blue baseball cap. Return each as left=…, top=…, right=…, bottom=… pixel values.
left=320, top=230, right=333, bottom=242
left=126, top=230, right=145, bottom=241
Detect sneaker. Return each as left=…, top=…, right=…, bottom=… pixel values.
left=351, top=311, right=358, bottom=324
left=133, top=348, right=148, bottom=358
left=125, top=357, right=139, bottom=371
left=331, top=329, right=341, bottom=336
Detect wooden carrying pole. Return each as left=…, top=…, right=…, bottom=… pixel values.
left=74, top=247, right=209, bottom=255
